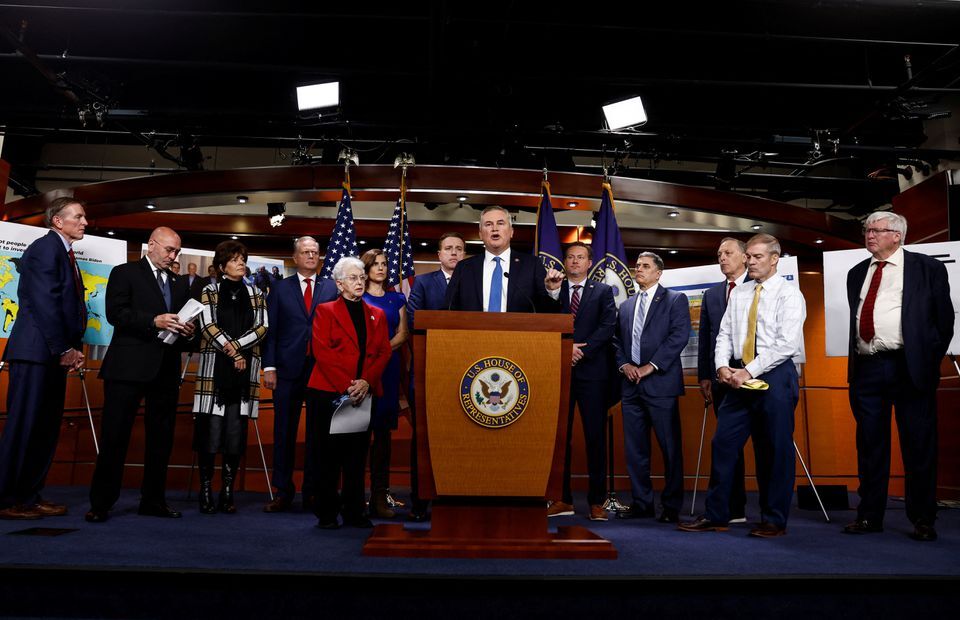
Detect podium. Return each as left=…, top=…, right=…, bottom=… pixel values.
left=362, top=311, right=617, bottom=559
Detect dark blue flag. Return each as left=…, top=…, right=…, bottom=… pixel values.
left=383, top=180, right=415, bottom=297
left=535, top=180, right=563, bottom=272
left=320, top=179, right=360, bottom=279
left=588, top=182, right=636, bottom=306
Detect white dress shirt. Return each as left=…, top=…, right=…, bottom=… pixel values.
left=146, top=255, right=167, bottom=285
left=481, top=248, right=510, bottom=312
left=299, top=273, right=317, bottom=297
left=715, top=272, right=806, bottom=378
left=855, top=246, right=904, bottom=355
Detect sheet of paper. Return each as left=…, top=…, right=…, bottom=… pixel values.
left=158, top=298, right=205, bottom=344
left=329, top=394, right=372, bottom=435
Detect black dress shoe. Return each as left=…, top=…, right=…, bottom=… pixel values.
left=842, top=518, right=883, bottom=535
left=910, top=522, right=938, bottom=542
left=749, top=522, right=787, bottom=538
left=263, top=496, right=293, bottom=513
left=677, top=516, right=729, bottom=532
left=302, top=495, right=317, bottom=512
left=316, top=520, right=340, bottom=530
left=137, top=501, right=182, bottom=519
left=656, top=510, right=679, bottom=524
left=616, top=504, right=655, bottom=520
left=84, top=509, right=109, bottom=523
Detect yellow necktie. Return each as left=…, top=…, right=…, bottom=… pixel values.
left=742, top=283, right=763, bottom=364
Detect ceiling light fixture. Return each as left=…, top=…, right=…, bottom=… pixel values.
left=237, top=196, right=248, bottom=204
left=815, top=238, right=824, bottom=245
left=146, top=202, right=156, bottom=210
left=668, top=210, right=679, bottom=218
left=751, top=224, right=762, bottom=230
left=567, top=201, right=578, bottom=208
left=457, top=195, right=468, bottom=203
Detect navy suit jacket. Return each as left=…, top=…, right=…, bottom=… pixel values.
left=559, top=279, right=617, bottom=381
left=613, top=286, right=691, bottom=398
left=445, top=250, right=560, bottom=313
left=5, top=230, right=85, bottom=363
left=99, top=257, right=194, bottom=383
left=406, top=269, right=448, bottom=329
left=847, top=249, right=954, bottom=391
left=697, top=280, right=729, bottom=383
left=261, top=273, right=338, bottom=378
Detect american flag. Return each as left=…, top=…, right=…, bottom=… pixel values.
left=320, top=182, right=360, bottom=279
left=383, top=193, right=416, bottom=297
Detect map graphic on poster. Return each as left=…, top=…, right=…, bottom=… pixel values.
left=1, top=221, right=127, bottom=347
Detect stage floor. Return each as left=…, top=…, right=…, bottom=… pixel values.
left=1, top=486, right=957, bottom=578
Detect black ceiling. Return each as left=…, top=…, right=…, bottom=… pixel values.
left=2, top=0, right=959, bottom=213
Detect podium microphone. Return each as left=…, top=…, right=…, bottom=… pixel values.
left=504, top=272, right=537, bottom=313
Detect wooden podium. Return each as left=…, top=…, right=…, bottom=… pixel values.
left=362, top=311, right=617, bottom=559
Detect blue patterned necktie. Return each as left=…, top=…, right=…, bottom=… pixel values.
left=157, top=269, right=171, bottom=311
left=630, top=291, right=648, bottom=363
left=488, top=256, right=503, bottom=312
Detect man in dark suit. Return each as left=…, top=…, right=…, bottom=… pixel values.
left=0, top=198, right=87, bottom=520
left=185, top=262, right=199, bottom=289
left=405, top=231, right=464, bottom=521
left=613, top=252, right=690, bottom=524
left=261, top=236, right=338, bottom=512
left=696, top=237, right=749, bottom=523
left=85, top=227, right=196, bottom=522
left=445, top=206, right=563, bottom=312
left=843, top=211, right=954, bottom=542
left=547, top=242, right=617, bottom=521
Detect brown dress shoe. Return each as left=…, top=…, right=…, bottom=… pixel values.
left=547, top=500, right=575, bottom=517
left=33, top=500, right=68, bottom=517
left=749, top=522, right=787, bottom=538
left=263, top=497, right=293, bottom=513
left=0, top=504, right=43, bottom=520
left=589, top=505, right=608, bottom=521
left=677, top=516, right=729, bottom=532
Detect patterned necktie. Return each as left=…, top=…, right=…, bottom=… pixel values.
left=726, top=280, right=736, bottom=303
left=488, top=256, right=503, bottom=312
left=742, top=283, right=763, bottom=364
left=304, top=277, right=313, bottom=313
left=68, top=248, right=87, bottom=330
left=156, top=269, right=171, bottom=311
left=570, top=284, right=582, bottom=317
left=630, top=291, right=648, bottom=364
left=859, top=261, right=886, bottom=343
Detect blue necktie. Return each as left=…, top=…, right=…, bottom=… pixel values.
left=157, top=269, right=171, bottom=311
left=488, top=256, right=503, bottom=312
left=630, top=291, right=648, bottom=363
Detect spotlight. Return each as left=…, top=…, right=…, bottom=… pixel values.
left=297, top=81, right=340, bottom=112
left=668, top=210, right=679, bottom=218
left=268, top=202, right=286, bottom=228
left=602, top=95, right=647, bottom=131
left=751, top=224, right=762, bottom=231
left=237, top=196, right=249, bottom=204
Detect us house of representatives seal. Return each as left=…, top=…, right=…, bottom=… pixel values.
left=459, top=356, right=530, bottom=429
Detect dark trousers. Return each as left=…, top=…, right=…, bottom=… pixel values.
left=89, top=376, right=179, bottom=510
left=369, top=426, right=391, bottom=495
left=560, top=378, right=608, bottom=507
left=706, top=361, right=798, bottom=527
left=0, top=360, right=68, bottom=506
left=308, top=390, right=370, bottom=524
left=621, top=388, right=684, bottom=514
left=707, top=384, right=747, bottom=518
left=270, top=358, right=319, bottom=501
left=407, top=378, right=429, bottom=514
left=849, top=351, right=939, bottom=525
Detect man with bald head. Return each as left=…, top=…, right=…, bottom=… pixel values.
left=86, top=227, right=196, bottom=523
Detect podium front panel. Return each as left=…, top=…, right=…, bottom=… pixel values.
left=425, top=329, right=562, bottom=497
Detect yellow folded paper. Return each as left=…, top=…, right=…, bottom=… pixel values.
left=741, top=379, right=769, bottom=391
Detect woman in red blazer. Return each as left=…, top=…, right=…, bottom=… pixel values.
left=307, top=256, right=391, bottom=529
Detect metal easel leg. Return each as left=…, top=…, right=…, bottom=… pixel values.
left=690, top=403, right=709, bottom=516
left=253, top=418, right=274, bottom=501
left=601, top=414, right=629, bottom=513
left=794, top=440, right=830, bottom=523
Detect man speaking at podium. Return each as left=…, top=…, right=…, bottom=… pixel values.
left=445, top=206, right=563, bottom=313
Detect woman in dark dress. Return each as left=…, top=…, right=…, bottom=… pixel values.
left=192, top=240, right=268, bottom=514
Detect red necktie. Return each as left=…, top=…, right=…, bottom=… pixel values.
left=570, top=284, right=582, bottom=317
left=859, top=261, right=886, bottom=343
left=303, top=277, right=313, bottom=313
left=726, top=280, right=736, bottom=303
left=68, top=248, right=88, bottom=330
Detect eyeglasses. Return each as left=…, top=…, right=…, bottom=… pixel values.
left=862, top=227, right=898, bottom=236
left=340, top=274, right=367, bottom=284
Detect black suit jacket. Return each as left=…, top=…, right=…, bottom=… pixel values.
left=445, top=250, right=560, bottom=313
left=697, top=280, right=728, bottom=383
left=846, top=248, right=954, bottom=391
left=99, top=257, right=193, bottom=383
left=559, top=279, right=617, bottom=381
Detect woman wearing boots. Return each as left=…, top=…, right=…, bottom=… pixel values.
left=192, top=240, right=268, bottom=514
left=360, top=249, right=409, bottom=519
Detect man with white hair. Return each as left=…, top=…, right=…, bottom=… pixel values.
left=842, top=211, right=953, bottom=542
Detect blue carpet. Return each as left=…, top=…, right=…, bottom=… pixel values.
left=1, top=486, right=957, bottom=578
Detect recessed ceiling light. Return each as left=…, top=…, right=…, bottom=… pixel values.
left=668, top=210, right=679, bottom=218
left=457, top=195, right=468, bottom=202
left=420, top=242, right=428, bottom=247
left=237, top=196, right=248, bottom=204
left=146, top=202, right=156, bottom=210
left=815, top=238, right=824, bottom=244
left=751, top=224, right=762, bottom=230
left=358, top=240, right=366, bottom=245
left=107, top=230, right=115, bottom=236
left=567, top=201, right=578, bottom=208
left=669, top=249, right=678, bottom=254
